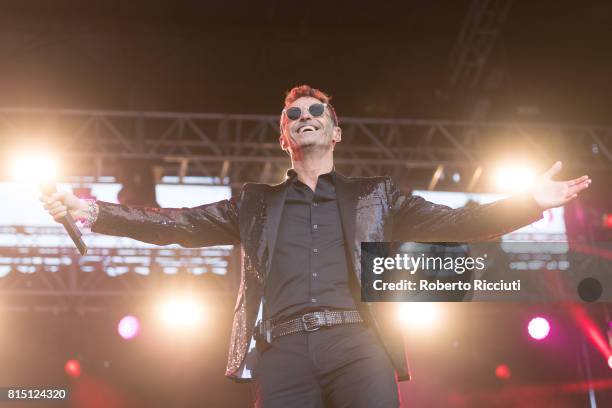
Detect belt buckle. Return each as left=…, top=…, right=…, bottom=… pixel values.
left=302, top=312, right=323, bottom=332
left=258, top=320, right=272, bottom=343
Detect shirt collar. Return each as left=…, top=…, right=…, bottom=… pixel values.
left=285, top=168, right=336, bottom=183
left=286, top=168, right=298, bottom=180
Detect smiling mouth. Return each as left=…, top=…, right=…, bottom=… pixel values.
left=297, top=125, right=318, bottom=134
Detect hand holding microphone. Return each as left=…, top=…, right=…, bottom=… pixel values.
left=9, top=152, right=89, bottom=255
left=40, top=187, right=89, bottom=255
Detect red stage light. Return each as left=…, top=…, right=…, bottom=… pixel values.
left=495, top=364, right=511, bottom=380
left=570, top=305, right=612, bottom=360
left=603, top=214, right=612, bottom=229
left=64, top=359, right=81, bottom=378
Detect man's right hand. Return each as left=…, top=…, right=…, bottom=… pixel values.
left=40, top=191, right=88, bottom=223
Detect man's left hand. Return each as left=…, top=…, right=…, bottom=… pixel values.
left=532, top=161, right=591, bottom=210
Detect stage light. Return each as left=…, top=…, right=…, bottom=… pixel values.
left=398, top=302, right=440, bottom=328
left=608, top=355, right=612, bottom=370
left=527, top=316, right=550, bottom=340
left=117, top=315, right=140, bottom=340
left=495, top=364, right=511, bottom=380
left=603, top=214, right=612, bottom=229
left=158, top=297, right=204, bottom=328
left=64, top=359, right=81, bottom=378
left=493, top=163, right=536, bottom=193
left=9, top=152, right=58, bottom=184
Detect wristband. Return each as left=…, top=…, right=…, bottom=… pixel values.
left=76, top=199, right=99, bottom=228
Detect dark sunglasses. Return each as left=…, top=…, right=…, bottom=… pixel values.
left=283, top=103, right=327, bottom=121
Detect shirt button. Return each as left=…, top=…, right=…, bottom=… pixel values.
left=312, top=272, right=318, bottom=277
left=313, top=224, right=318, bottom=230
left=313, top=248, right=318, bottom=253
left=311, top=298, right=317, bottom=303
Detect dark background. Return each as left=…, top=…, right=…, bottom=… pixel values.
left=1, top=0, right=611, bottom=124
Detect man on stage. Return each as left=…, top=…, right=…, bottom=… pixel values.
left=41, top=85, right=591, bottom=407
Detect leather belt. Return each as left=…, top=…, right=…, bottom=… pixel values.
left=256, top=310, right=364, bottom=343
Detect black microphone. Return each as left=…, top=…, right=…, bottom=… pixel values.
left=40, top=184, right=88, bottom=256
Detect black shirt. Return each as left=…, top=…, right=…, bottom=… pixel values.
left=264, top=169, right=357, bottom=321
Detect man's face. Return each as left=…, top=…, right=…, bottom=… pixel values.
left=279, top=96, right=341, bottom=155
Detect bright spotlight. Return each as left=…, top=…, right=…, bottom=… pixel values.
left=398, top=303, right=440, bottom=328
left=493, top=163, right=536, bottom=193
left=117, top=315, right=140, bottom=340
left=10, top=152, right=58, bottom=184
left=608, top=355, right=612, bottom=370
left=158, top=297, right=204, bottom=328
left=527, top=316, right=550, bottom=340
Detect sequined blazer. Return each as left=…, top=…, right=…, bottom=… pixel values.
left=91, top=173, right=543, bottom=382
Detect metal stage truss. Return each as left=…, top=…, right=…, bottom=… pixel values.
left=0, top=224, right=236, bottom=313
left=0, top=107, right=611, bottom=311
left=448, top=0, right=514, bottom=90
left=0, top=244, right=237, bottom=314
left=0, top=107, right=611, bottom=190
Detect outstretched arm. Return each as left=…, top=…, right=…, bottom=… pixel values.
left=387, top=161, right=590, bottom=243
left=41, top=189, right=242, bottom=248
left=530, top=161, right=590, bottom=209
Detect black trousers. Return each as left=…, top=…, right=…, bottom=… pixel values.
left=251, top=323, right=400, bottom=408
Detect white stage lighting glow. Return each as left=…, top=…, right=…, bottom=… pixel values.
left=159, top=297, right=205, bottom=328
left=527, top=316, right=550, bottom=340
left=10, top=153, right=58, bottom=184
left=493, top=163, right=536, bottom=193
left=398, top=302, right=440, bottom=328
left=117, top=315, right=140, bottom=340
